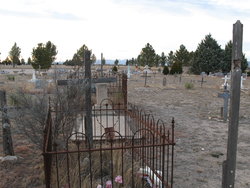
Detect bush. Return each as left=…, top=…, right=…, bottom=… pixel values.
left=112, top=66, right=118, bottom=72
left=170, top=62, right=183, bottom=74
left=185, top=82, right=194, bottom=89
left=162, top=66, right=169, bottom=75
left=7, top=75, right=15, bottom=81
left=247, top=71, right=250, bottom=76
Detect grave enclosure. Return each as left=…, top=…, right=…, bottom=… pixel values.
left=43, top=72, right=175, bottom=188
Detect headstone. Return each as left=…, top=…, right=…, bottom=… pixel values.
left=95, top=83, right=108, bottom=105
left=163, top=77, right=167, bottom=86
left=240, top=76, right=246, bottom=89
left=218, top=90, right=230, bottom=121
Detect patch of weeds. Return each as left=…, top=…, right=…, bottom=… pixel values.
left=7, top=75, right=15, bottom=81
left=185, top=82, right=194, bottom=89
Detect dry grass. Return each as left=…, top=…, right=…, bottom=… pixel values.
left=50, top=146, right=144, bottom=188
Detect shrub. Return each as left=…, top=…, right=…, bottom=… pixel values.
left=170, top=62, right=183, bottom=74
left=247, top=71, right=250, bottom=76
left=112, top=66, right=118, bottom=72
left=185, top=82, right=194, bottom=89
left=162, top=66, right=169, bottom=75
left=7, top=75, right=15, bottom=81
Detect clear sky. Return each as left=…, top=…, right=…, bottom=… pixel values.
left=0, top=0, right=250, bottom=62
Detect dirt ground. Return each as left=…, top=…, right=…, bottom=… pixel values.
left=127, top=73, right=250, bottom=188
left=0, top=66, right=249, bottom=188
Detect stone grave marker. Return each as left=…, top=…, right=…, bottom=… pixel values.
left=218, top=90, right=230, bottom=121
left=240, top=75, right=246, bottom=89
left=163, top=77, right=167, bottom=86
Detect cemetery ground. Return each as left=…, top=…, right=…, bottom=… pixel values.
left=0, top=65, right=249, bottom=187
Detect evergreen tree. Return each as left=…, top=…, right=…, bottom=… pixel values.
left=31, top=41, right=57, bottom=70
left=27, top=57, right=32, bottom=65
left=101, top=57, right=106, bottom=65
left=9, top=42, right=21, bottom=67
left=20, top=58, right=25, bottom=65
left=167, top=51, right=175, bottom=66
left=160, top=52, right=167, bottom=67
left=162, top=65, right=169, bottom=75
left=170, top=62, right=183, bottom=74
left=190, top=34, right=223, bottom=74
left=222, top=40, right=248, bottom=73
left=112, top=65, right=118, bottom=72
left=137, top=43, right=156, bottom=67
left=154, top=54, right=161, bottom=67
left=114, top=59, right=119, bottom=65
left=174, top=44, right=190, bottom=66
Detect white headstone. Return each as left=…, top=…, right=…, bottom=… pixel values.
left=241, top=76, right=246, bottom=89
left=95, top=83, right=108, bottom=105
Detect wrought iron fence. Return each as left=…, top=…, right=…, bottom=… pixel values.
left=43, top=102, right=175, bottom=188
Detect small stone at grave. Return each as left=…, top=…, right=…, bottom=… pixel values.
left=210, top=151, right=224, bottom=158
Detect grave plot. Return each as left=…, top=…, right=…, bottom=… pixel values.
left=43, top=70, right=175, bottom=188
left=43, top=103, right=175, bottom=188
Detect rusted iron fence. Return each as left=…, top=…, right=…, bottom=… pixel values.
left=43, top=104, right=175, bottom=188
left=43, top=73, right=175, bottom=188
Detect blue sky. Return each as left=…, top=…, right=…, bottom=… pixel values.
left=0, top=0, right=250, bottom=62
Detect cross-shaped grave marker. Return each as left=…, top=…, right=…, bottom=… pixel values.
left=57, top=51, right=117, bottom=147
left=218, top=89, right=230, bottom=121
left=222, top=75, right=230, bottom=89
left=198, top=75, right=207, bottom=87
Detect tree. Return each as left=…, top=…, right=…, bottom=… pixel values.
left=9, top=42, right=21, bottom=67
left=222, top=40, right=248, bottom=73
left=91, top=54, right=96, bottom=64
left=137, top=43, right=156, bottom=67
left=160, top=52, right=167, bottom=67
left=31, top=41, right=57, bottom=70
left=167, top=51, right=175, bottom=67
left=190, top=34, right=223, bottom=74
left=101, top=57, right=106, bottom=65
left=2, top=57, right=12, bottom=65
left=162, top=66, right=169, bottom=75
left=27, top=57, right=32, bottom=65
left=114, top=59, right=119, bottom=66
left=154, top=54, right=161, bottom=67
left=21, top=58, right=25, bottom=65
left=112, top=65, right=118, bottom=72
left=126, top=59, right=129, bottom=66
left=170, top=62, right=183, bottom=74
left=174, top=44, right=190, bottom=66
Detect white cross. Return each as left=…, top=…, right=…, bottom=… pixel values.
left=241, top=76, right=246, bottom=89
left=222, top=75, right=230, bottom=89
